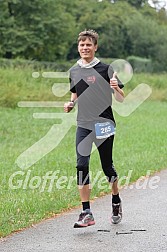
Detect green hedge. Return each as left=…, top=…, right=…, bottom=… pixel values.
left=127, top=56, right=153, bottom=73
left=0, top=58, right=76, bottom=71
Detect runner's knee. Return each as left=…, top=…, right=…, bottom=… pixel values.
left=76, top=166, right=90, bottom=185
left=103, top=164, right=118, bottom=183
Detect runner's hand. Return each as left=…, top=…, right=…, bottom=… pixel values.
left=64, top=101, right=74, bottom=113
left=110, top=72, right=119, bottom=90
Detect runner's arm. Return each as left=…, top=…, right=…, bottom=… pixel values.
left=71, top=93, right=78, bottom=104
left=113, top=87, right=124, bottom=103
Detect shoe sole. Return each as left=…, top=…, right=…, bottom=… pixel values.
left=74, top=221, right=95, bottom=228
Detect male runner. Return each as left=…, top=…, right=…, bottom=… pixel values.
left=64, top=29, right=124, bottom=228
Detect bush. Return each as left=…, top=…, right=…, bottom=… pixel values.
left=127, top=56, right=153, bottom=73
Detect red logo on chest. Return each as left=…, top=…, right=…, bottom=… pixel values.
left=86, top=76, right=96, bottom=84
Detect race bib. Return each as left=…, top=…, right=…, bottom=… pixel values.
left=95, top=122, right=115, bottom=139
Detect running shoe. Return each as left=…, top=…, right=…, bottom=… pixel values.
left=111, top=202, right=122, bottom=224
left=74, top=209, right=95, bottom=228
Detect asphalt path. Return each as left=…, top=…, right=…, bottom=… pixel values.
left=0, top=169, right=167, bottom=252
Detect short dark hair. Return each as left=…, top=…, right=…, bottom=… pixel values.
left=78, top=29, right=99, bottom=45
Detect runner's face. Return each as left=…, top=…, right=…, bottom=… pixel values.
left=78, top=37, right=97, bottom=62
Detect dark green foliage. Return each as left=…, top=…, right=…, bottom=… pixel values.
left=0, top=0, right=76, bottom=61
left=0, top=0, right=167, bottom=71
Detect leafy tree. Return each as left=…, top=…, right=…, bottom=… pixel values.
left=67, top=0, right=103, bottom=59
left=125, top=12, right=167, bottom=71
left=0, top=0, right=76, bottom=61
left=76, top=1, right=137, bottom=58
left=157, top=7, right=167, bottom=24
left=125, top=13, right=156, bottom=57
left=0, top=0, right=167, bottom=72
left=150, top=25, right=167, bottom=71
